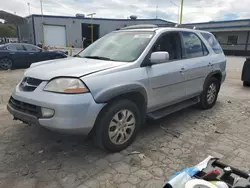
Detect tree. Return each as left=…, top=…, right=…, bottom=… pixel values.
left=0, top=24, right=17, bottom=37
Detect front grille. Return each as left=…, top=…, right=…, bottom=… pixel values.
left=8, top=97, right=41, bottom=117
left=19, top=77, right=43, bottom=92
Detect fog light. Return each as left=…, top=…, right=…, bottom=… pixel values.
left=41, top=107, right=54, bottom=118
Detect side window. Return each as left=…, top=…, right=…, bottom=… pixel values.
left=181, top=32, right=208, bottom=58
left=227, top=35, right=238, bottom=45
left=152, top=32, right=182, bottom=60
left=7, top=44, right=25, bottom=51
left=201, top=32, right=223, bottom=54
left=24, top=44, right=40, bottom=52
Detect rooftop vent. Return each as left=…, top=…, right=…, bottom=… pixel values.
left=130, top=15, right=137, bottom=20
left=76, top=14, right=85, bottom=18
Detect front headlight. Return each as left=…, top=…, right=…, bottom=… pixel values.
left=44, top=78, right=89, bottom=94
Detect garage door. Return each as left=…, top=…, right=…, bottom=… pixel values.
left=43, top=25, right=66, bottom=47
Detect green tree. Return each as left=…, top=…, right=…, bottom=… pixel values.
left=0, top=24, right=17, bottom=37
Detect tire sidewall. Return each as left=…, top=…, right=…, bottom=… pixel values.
left=96, top=100, right=141, bottom=152
left=0, top=58, right=12, bottom=70
left=202, top=77, right=220, bottom=108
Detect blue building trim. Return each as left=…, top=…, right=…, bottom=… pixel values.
left=27, top=14, right=174, bottom=23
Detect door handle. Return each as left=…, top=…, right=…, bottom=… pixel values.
left=29, top=53, right=34, bottom=55
left=9, top=52, right=15, bottom=55
left=180, top=68, right=186, bottom=73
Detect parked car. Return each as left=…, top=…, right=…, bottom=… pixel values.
left=0, top=43, right=67, bottom=70
left=7, top=26, right=226, bottom=152
left=242, top=57, right=250, bottom=86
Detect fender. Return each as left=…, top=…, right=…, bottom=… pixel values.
left=203, top=70, right=222, bottom=90
left=94, top=83, right=148, bottom=104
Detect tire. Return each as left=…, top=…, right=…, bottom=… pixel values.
left=243, top=81, right=250, bottom=87
left=0, top=58, right=12, bottom=70
left=94, top=99, right=141, bottom=152
left=199, top=77, right=220, bottom=109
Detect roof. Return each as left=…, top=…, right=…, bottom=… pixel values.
left=28, top=14, right=175, bottom=23
left=0, top=10, right=27, bottom=24
left=185, top=18, right=250, bottom=25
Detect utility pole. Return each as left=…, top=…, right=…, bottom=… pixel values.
left=87, top=13, right=96, bottom=44
left=169, top=0, right=180, bottom=24
left=27, top=2, right=31, bottom=15
left=156, top=6, right=158, bottom=19
left=40, top=0, right=43, bottom=15
left=40, top=0, right=44, bottom=47
left=180, top=0, right=184, bottom=24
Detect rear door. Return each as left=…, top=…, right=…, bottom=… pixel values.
left=180, top=31, right=212, bottom=98
left=23, top=44, right=43, bottom=64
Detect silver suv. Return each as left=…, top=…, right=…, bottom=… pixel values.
left=7, top=26, right=226, bottom=152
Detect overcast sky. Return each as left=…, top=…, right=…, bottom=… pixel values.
left=1, top=0, right=250, bottom=23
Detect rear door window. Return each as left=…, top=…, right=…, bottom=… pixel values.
left=201, top=32, right=223, bottom=54
left=24, top=44, right=41, bottom=52
left=181, top=32, right=209, bottom=58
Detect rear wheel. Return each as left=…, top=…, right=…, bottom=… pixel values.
left=94, top=99, right=141, bottom=152
left=199, top=77, right=220, bottom=109
left=0, top=58, right=12, bottom=70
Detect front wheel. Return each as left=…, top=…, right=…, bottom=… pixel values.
left=0, top=58, right=13, bottom=70
left=199, top=77, right=220, bottom=109
left=94, top=99, right=141, bottom=152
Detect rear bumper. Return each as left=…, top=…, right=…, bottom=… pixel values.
left=7, top=81, right=106, bottom=134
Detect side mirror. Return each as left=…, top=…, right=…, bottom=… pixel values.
left=150, top=51, right=169, bottom=64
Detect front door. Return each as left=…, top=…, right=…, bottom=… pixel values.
left=7, top=44, right=30, bottom=68
left=146, top=32, right=187, bottom=111
left=180, top=31, right=212, bottom=98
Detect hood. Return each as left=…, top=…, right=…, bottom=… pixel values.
left=25, top=57, right=126, bottom=80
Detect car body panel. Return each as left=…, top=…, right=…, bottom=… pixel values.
left=10, top=81, right=105, bottom=134
left=26, top=57, right=127, bottom=80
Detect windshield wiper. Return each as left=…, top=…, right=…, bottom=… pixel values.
left=83, top=56, right=113, bottom=61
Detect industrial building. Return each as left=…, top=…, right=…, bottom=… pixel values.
left=17, top=14, right=174, bottom=48
left=1, top=10, right=250, bottom=55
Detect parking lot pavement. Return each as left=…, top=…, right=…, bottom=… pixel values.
left=0, top=56, right=249, bottom=188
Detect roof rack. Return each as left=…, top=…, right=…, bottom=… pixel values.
left=120, top=24, right=158, bottom=30
left=174, top=24, right=196, bottom=29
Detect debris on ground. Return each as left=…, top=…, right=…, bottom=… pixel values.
left=128, top=151, right=140, bottom=155
left=215, top=130, right=224, bottom=134
left=138, top=153, right=146, bottom=159
left=160, top=126, right=181, bottom=138
left=38, top=150, right=44, bottom=154
left=152, top=177, right=162, bottom=180
left=227, top=100, right=232, bottom=104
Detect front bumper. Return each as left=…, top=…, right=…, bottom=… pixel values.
left=7, top=81, right=106, bottom=134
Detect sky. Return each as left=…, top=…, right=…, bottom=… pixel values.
left=1, top=0, right=250, bottom=23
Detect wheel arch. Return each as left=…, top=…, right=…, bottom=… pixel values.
left=203, top=71, right=222, bottom=91
left=89, top=86, right=148, bottom=136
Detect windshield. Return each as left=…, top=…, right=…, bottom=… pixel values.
left=78, top=31, right=154, bottom=62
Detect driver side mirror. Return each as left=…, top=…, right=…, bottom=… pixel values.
left=150, top=51, right=169, bottom=64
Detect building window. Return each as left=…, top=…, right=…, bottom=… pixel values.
left=227, top=35, right=238, bottom=45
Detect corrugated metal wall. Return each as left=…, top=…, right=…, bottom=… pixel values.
left=31, top=16, right=172, bottom=48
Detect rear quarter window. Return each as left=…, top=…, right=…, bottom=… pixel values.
left=201, top=32, right=223, bottom=54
